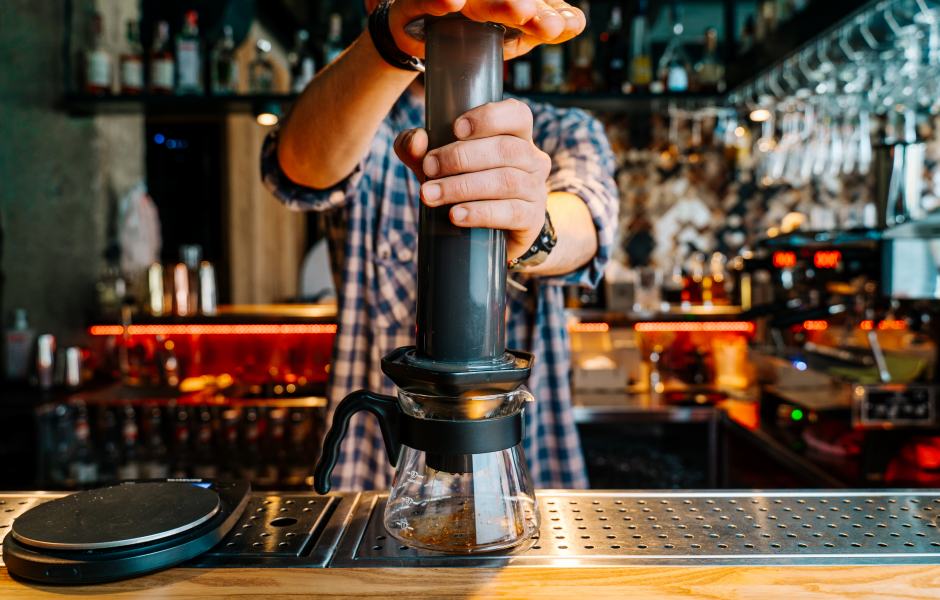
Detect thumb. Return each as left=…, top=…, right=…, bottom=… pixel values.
left=394, top=128, right=430, bottom=182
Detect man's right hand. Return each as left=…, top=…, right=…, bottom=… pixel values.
left=388, top=0, right=585, bottom=60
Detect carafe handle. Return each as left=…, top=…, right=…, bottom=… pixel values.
left=313, top=390, right=402, bottom=494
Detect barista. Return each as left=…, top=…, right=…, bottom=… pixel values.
left=262, top=0, right=618, bottom=490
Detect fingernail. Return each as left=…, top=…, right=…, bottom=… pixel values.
left=423, top=154, right=439, bottom=177
left=454, top=118, right=472, bottom=138
left=452, top=206, right=468, bottom=222
left=559, top=9, right=576, bottom=18
left=422, top=183, right=441, bottom=203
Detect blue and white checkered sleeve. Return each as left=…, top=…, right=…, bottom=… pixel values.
left=538, top=107, right=619, bottom=288
left=259, top=126, right=367, bottom=212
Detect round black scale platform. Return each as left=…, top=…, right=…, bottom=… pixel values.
left=3, top=480, right=250, bottom=585
left=12, top=482, right=220, bottom=550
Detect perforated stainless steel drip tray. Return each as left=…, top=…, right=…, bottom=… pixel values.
left=330, top=490, right=940, bottom=567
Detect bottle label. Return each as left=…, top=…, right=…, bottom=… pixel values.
left=513, top=61, right=532, bottom=91
left=631, top=56, right=652, bottom=85
left=667, top=66, right=688, bottom=92
left=151, top=58, right=174, bottom=90
left=86, top=51, right=112, bottom=88
left=121, top=59, right=144, bottom=91
left=292, top=58, right=315, bottom=92
left=177, top=41, right=201, bottom=89
left=541, top=47, right=564, bottom=91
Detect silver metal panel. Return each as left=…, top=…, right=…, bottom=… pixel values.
left=0, top=493, right=64, bottom=566
left=330, top=490, right=940, bottom=567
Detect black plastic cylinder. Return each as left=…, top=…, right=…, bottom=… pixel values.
left=415, top=16, right=507, bottom=366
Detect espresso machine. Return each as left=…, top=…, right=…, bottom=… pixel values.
left=313, top=15, right=540, bottom=553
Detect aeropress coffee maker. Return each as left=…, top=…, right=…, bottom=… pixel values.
left=313, top=15, right=540, bottom=553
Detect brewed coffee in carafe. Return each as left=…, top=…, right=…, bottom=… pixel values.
left=384, top=389, right=538, bottom=553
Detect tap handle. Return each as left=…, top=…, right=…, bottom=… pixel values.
left=313, top=390, right=402, bottom=494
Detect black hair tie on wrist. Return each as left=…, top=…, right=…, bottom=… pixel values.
left=368, top=1, right=425, bottom=73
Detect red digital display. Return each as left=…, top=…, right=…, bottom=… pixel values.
left=813, top=250, right=842, bottom=269
left=772, top=251, right=797, bottom=268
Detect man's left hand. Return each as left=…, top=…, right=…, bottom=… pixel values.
left=394, top=98, right=551, bottom=260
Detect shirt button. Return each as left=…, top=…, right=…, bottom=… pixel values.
left=377, top=244, right=391, bottom=260
left=398, top=248, right=413, bottom=262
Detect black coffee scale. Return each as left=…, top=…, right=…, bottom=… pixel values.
left=2, top=480, right=250, bottom=584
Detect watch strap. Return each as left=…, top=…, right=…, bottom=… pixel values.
left=368, top=1, right=425, bottom=73
left=509, top=211, right=557, bottom=271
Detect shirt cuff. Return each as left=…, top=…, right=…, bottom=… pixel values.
left=260, top=127, right=362, bottom=212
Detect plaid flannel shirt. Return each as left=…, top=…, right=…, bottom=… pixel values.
left=261, top=90, right=617, bottom=490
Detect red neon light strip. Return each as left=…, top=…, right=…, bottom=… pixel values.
left=860, top=319, right=906, bottom=331
left=89, top=324, right=338, bottom=336
left=568, top=322, right=610, bottom=333
left=634, top=321, right=755, bottom=333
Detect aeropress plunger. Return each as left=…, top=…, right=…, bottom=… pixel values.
left=313, top=14, right=540, bottom=553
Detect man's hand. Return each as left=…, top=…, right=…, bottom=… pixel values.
left=387, top=0, right=585, bottom=60
left=394, top=99, right=551, bottom=260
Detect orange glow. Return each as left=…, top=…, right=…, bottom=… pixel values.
left=860, top=319, right=907, bottom=331
left=772, top=251, right=797, bottom=269
left=802, top=320, right=828, bottom=331
left=813, top=250, right=842, bottom=269
left=634, top=321, right=755, bottom=334
left=569, top=322, right=610, bottom=333
left=89, top=324, right=338, bottom=336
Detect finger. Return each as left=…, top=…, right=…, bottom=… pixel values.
left=449, top=198, right=541, bottom=231
left=421, top=167, right=543, bottom=205
left=454, top=98, right=533, bottom=141
left=394, top=128, right=430, bottom=180
left=423, top=136, right=547, bottom=178
left=461, top=0, right=538, bottom=27
left=399, top=0, right=467, bottom=19
left=514, top=0, right=566, bottom=41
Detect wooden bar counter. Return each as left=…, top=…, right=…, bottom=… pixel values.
left=3, top=564, right=940, bottom=598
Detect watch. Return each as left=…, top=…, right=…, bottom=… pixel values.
left=509, top=212, right=557, bottom=271
left=368, top=1, right=425, bottom=73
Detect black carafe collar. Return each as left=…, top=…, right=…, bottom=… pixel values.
left=313, top=390, right=524, bottom=492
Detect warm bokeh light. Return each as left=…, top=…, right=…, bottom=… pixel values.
left=634, top=321, right=755, bottom=333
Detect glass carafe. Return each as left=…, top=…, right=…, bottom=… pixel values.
left=385, top=389, right=539, bottom=553
left=313, top=387, right=540, bottom=554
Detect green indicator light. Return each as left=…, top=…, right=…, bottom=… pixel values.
left=791, top=408, right=804, bottom=421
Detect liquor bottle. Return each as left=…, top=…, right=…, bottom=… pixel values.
left=266, top=408, right=288, bottom=487
left=171, top=407, right=192, bottom=479
left=289, top=29, right=316, bottom=93
left=119, top=20, right=144, bottom=94
left=116, top=405, right=141, bottom=480
left=509, top=55, right=533, bottom=93
left=656, top=3, right=691, bottom=93
left=5, top=309, right=35, bottom=381
left=142, top=406, right=169, bottom=479
left=221, top=409, right=241, bottom=480
left=149, top=21, right=174, bottom=94
left=540, top=45, right=565, bottom=92
left=693, top=27, right=725, bottom=93
left=567, top=1, right=595, bottom=91
left=70, top=403, right=99, bottom=487
left=210, top=25, right=239, bottom=95
left=628, top=0, right=652, bottom=92
left=97, top=407, right=121, bottom=483
left=193, top=406, right=219, bottom=480
left=240, top=406, right=262, bottom=482
left=739, top=15, right=756, bottom=54
left=323, top=14, right=344, bottom=64
left=284, top=409, right=313, bottom=488
left=84, top=11, right=112, bottom=94
left=175, top=10, right=203, bottom=95
left=248, top=39, right=276, bottom=93
left=600, top=5, right=627, bottom=93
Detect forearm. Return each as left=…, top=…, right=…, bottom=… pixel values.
left=520, top=191, right=597, bottom=277
left=277, top=31, right=418, bottom=189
